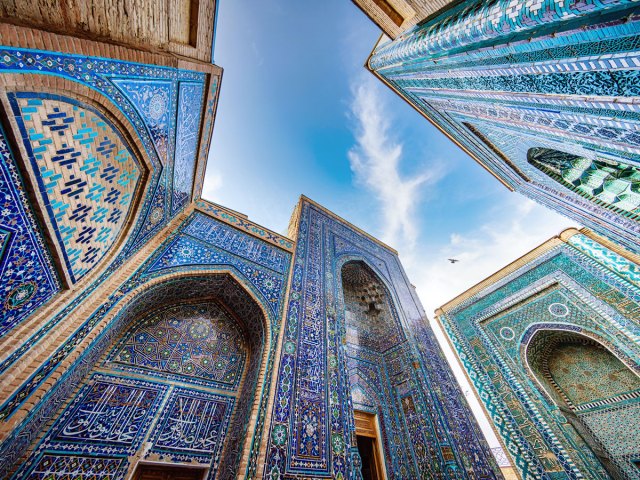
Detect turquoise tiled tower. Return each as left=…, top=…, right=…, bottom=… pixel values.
left=366, top=0, right=640, bottom=255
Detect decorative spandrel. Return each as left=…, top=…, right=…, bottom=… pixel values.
left=113, top=79, right=174, bottom=165
left=172, top=82, right=204, bottom=214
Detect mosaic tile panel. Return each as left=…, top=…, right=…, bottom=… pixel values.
left=107, top=302, right=247, bottom=390
left=367, top=0, right=640, bottom=254
left=567, top=233, right=640, bottom=287
left=0, top=125, right=60, bottom=336
left=183, top=212, right=290, bottom=274
left=0, top=211, right=287, bottom=421
left=439, top=238, right=640, bottom=480
left=148, top=387, right=234, bottom=465
left=0, top=46, right=209, bottom=267
left=9, top=92, right=142, bottom=283
left=21, top=454, right=127, bottom=480
left=42, top=374, right=166, bottom=457
left=195, top=200, right=294, bottom=251
left=172, top=82, right=204, bottom=214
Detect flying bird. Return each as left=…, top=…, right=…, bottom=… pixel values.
left=448, top=258, right=460, bottom=264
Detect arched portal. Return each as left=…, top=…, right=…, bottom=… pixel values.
left=15, top=273, right=269, bottom=480
left=340, top=260, right=411, bottom=480
left=526, top=329, right=640, bottom=479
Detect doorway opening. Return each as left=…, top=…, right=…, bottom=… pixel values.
left=354, top=410, right=386, bottom=480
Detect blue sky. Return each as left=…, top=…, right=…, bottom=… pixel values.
left=203, top=0, right=577, bottom=445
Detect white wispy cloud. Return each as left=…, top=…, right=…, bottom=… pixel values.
left=402, top=196, right=577, bottom=447
left=202, top=170, right=224, bottom=202
left=348, top=76, right=444, bottom=250
left=413, top=197, right=576, bottom=319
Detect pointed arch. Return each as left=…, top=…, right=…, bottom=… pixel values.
left=523, top=326, right=640, bottom=480
left=13, top=270, right=273, bottom=480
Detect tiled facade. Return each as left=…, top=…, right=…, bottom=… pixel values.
left=0, top=6, right=502, bottom=480
left=263, top=199, right=500, bottom=479
left=437, top=229, right=640, bottom=480
left=364, top=0, right=640, bottom=255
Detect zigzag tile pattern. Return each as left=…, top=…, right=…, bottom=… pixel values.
left=9, top=92, right=141, bottom=283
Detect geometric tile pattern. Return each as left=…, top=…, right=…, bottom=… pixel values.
left=265, top=199, right=500, bottom=479
left=0, top=125, right=61, bottom=337
left=0, top=46, right=208, bottom=265
left=8, top=92, right=142, bottom=283
left=581, top=403, right=640, bottom=457
left=21, top=454, right=128, bottom=480
left=108, top=302, right=247, bottom=390
left=346, top=348, right=416, bottom=477
left=439, top=237, right=640, bottom=480
left=367, top=0, right=640, bottom=255
left=148, top=387, right=234, bottom=466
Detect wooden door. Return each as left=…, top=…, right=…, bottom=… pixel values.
left=354, top=410, right=386, bottom=480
